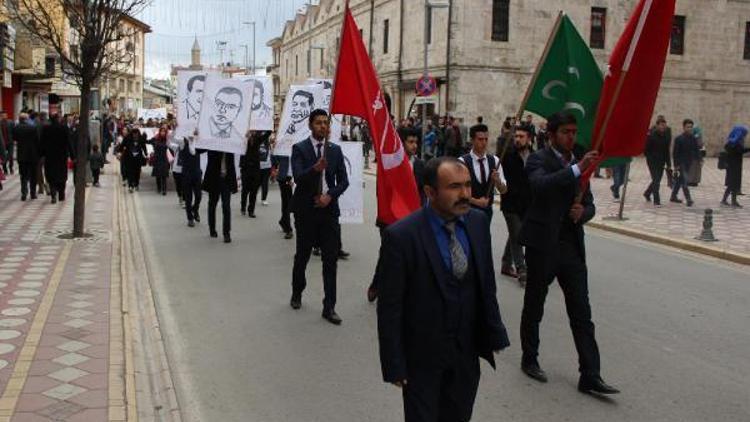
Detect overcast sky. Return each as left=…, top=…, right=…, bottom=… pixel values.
left=136, top=0, right=313, bottom=79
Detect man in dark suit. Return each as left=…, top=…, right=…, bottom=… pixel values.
left=519, top=111, right=619, bottom=395
left=290, top=109, right=349, bottom=325
left=643, top=116, right=672, bottom=206
left=14, top=113, right=41, bottom=201
left=377, top=157, right=510, bottom=421
left=199, top=141, right=238, bottom=243
left=500, top=125, right=533, bottom=285
left=669, top=119, right=699, bottom=207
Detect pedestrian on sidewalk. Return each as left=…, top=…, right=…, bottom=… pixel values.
left=200, top=140, right=237, bottom=243
left=35, top=112, right=50, bottom=196
left=1, top=111, right=14, bottom=175
left=289, top=109, right=349, bottom=325
left=150, top=126, right=171, bottom=196
left=179, top=136, right=202, bottom=227
left=259, top=132, right=273, bottom=206
left=458, top=124, right=507, bottom=220
left=500, top=125, right=533, bottom=286
left=376, top=156, right=510, bottom=421
left=41, top=114, right=73, bottom=202
left=720, top=125, right=749, bottom=208
left=670, top=119, right=699, bottom=207
left=643, top=116, right=672, bottom=206
left=240, top=130, right=264, bottom=218
left=14, top=113, right=41, bottom=201
left=89, top=144, right=104, bottom=187
left=519, top=111, right=619, bottom=395
left=119, top=128, right=147, bottom=193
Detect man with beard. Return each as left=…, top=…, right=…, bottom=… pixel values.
left=209, top=87, right=244, bottom=140
left=250, top=79, right=272, bottom=120
left=285, top=90, right=314, bottom=137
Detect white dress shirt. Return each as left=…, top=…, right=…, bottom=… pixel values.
left=460, top=150, right=507, bottom=186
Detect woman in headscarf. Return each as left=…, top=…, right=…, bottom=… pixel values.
left=721, top=125, right=749, bottom=208
left=119, top=127, right=148, bottom=193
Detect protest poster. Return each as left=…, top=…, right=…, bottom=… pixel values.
left=306, top=78, right=343, bottom=143
left=196, top=75, right=253, bottom=155
left=232, top=74, right=274, bottom=130
left=337, top=142, right=364, bottom=224
left=273, top=84, right=324, bottom=157
left=137, top=108, right=167, bottom=121
left=175, top=70, right=218, bottom=140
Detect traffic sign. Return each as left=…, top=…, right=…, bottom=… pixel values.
left=416, top=75, right=437, bottom=97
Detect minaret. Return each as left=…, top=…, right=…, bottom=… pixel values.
left=191, top=37, right=201, bottom=68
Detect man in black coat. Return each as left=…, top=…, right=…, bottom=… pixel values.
left=377, top=156, right=510, bottom=421
left=519, top=111, right=619, bottom=395
left=14, top=113, right=41, bottom=201
left=643, top=117, right=672, bottom=206
left=500, top=125, right=533, bottom=285
left=290, top=109, right=349, bottom=325
left=201, top=148, right=238, bottom=243
left=669, top=119, right=699, bottom=207
left=41, top=114, right=73, bottom=203
left=0, top=111, right=14, bottom=175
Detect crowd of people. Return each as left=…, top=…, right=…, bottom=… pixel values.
left=0, top=104, right=747, bottom=421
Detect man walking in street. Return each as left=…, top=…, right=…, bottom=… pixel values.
left=643, top=116, right=672, bottom=206
left=290, top=109, right=349, bottom=325
left=376, top=156, right=510, bottom=421
left=14, top=113, right=41, bottom=201
left=519, top=111, right=619, bottom=395
left=670, top=119, right=699, bottom=207
left=0, top=111, right=14, bottom=175
left=500, top=126, right=533, bottom=285
left=458, top=124, right=507, bottom=220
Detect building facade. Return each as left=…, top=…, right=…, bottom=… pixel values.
left=270, top=0, right=750, bottom=154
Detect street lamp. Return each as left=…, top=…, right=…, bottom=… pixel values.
left=243, top=21, right=256, bottom=75
left=422, top=0, right=450, bottom=157
left=239, top=44, right=249, bottom=72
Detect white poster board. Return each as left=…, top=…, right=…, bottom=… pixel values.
left=337, top=142, right=364, bottom=224
left=138, top=108, right=167, bottom=121
left=175, top=71, right=218, bottom=140
left=139, top=127, right=158, bottom=140
left=273, top=84, right=324, bottom=157
left=196, top=75, right=253, bottom=155
left=306, top=78, right=343, bottom=143
left=232, top=74, right=274, bottom=130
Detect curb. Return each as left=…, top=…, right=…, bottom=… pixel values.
left=587, top=221, right=750, bottom=266
left=364, top=167, right=749, bottom=266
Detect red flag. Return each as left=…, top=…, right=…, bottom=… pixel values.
left=583, top=0, right=676, bottom=181
left=330, top=5, right=420, bottom=225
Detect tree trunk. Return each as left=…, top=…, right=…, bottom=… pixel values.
left=73, top=81, right=91, bottom=237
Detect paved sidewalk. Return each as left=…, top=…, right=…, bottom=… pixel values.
left=0, top=169, right=128, bottom=421
left=589, top=157, right=750, bottom=259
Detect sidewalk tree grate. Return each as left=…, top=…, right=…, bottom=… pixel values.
left=34, top=229, right=112, bottom=244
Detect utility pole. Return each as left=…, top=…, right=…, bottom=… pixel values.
left=243, top=21, right=256, bottom=75
left=422, top=1, right=449, bottom=157
left=239, top=44, right=249, bottom=72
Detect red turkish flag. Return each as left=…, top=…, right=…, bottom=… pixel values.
left=583, top=0, right=676, bottom=181
left=330, top=5, right=420, bottom=225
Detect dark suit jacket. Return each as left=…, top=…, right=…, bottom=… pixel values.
left=644, top=129, right=671, bottom=168
left=14, top=122, right=41, bottom=163
left=376, top=208, right=510, bottom=383
left=672, top=133, right=700, bottom=170
left=500, top=146, right=531, bottom=216
left=201, top=151, right=238, bottom=193
left=520, top=147, right=595, bottom=258
left=291, top=138, right=349, bottom=217
left=412, top=157, right=426, bottom=206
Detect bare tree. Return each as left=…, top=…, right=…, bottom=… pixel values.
left=9, top=0, right=149, bottom=237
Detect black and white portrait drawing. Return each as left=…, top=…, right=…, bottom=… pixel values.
left=232, top=74, right=274, bottom=130
left=196, top=75, right=252, bottom=155
left=176, top=71, right=218, bottom=139
left=273, top=84, right=324, bottom=157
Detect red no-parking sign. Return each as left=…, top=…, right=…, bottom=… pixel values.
left=416, top=75, right=437, bottom=97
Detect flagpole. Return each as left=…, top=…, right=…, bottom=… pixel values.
left=329, top=0, right=350, bottom=113
left=499, top=10, right=564, bottom=164
left=617, top=162, right=631, bottom=220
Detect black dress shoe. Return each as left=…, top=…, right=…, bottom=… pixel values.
left=578, top=376, right=620, bottom=395
left=322, top=310, right=342, bottom=325
left=312, top=247, right=321, bottom=256
left=248, top=213, right=256, bottom=218
left=290, top=294, right=302, bottom=310
left=187, top=220, right=195, bottom=227
left=521, top=363, right=548, bottom=383
left=284, top=231, right=294, bottom=240
left=643, top=192, right=651, bottom=202
left=194, top=211, right=200, bottom=222
left=210, top=230, right=218, bottom=238
left=670, top=198, right=682, bottom=204
left=367, top=287, right=378, bottom=303
left=338, top=249, right=350, bottom=259
left=223, top=235, right=232, bottom=243
left=241, top=209, right=246, bottom=215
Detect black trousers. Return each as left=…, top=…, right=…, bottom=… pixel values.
left=292, top=210, right=340, bottom=311
left=92, top=169, right=101, bottom=185
left=19, top=161, right=38, bottom=198
left=644, top=160, right=666, bottom=204
left=208, top=186, right=232, bottom=235
left=183, top=177, right=202, bottom=222
left=403, top=344, right=480, bottom=422
left=670, top=166, right=692, bottom=202
left=173, top=173, right=183, bottom=200
left=521, top=242, right=601, bottom=377
left=241, top=175, right=261, bottom=215
left=260, top=168, right=271, bottom=200
left=49, top=182, right=66, bottom=200
left=278, top=178, right=293, bottom=233
left=368, top=225, right=388, bottom=292
left=156, top=175, right=168, bottom=193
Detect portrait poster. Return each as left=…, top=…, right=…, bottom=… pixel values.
left=273, top=84, right=325, bottom=157
left=306, top=78, right=342, bottom=143
left=175, top=71, right=218, bottom=140
left=232, top=74, right=274, bottom=130
left=338, top=142, right=364, bottom=224
left=196, top=75, right=253, bottom=155
left=137, top=108, right=167, bottom=121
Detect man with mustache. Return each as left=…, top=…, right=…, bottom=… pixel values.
left=377, top=156, right=510, bottom=421
left=286, top=90, right=314, bottom=136
left=519, top=111, right=619, bottom=395
left=209, top=86, right=244, bottom=140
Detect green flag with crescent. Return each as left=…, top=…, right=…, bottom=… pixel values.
left=524, top=13, right=628, bottom=166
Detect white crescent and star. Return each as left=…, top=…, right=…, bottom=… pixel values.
left=541, top=66, right=585, bottom=116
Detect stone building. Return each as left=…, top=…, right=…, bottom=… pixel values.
left=268, top=0, right=750, bottom=154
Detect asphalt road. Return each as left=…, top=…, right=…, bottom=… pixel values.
left=132, top=173, right=750, bottom=422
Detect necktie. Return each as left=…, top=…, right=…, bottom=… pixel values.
left=316, top=142, right=323, bottom=158
left=444, top=221, right=468, bottom=279
left=478, top=157, right=486, bottom=184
